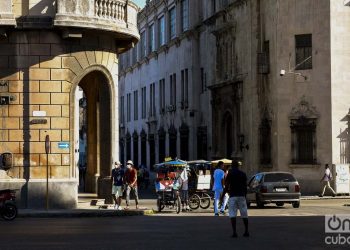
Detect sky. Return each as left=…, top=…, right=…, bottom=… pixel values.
left=132, top=0, right=146, bottom=8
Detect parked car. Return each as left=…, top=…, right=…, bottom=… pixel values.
left=246, top=172, right=301, bottom=208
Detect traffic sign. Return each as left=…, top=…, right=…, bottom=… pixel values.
left=58, top=142, right=70, bottom=149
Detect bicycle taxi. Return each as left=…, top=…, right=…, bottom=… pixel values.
left=154, top=159, right=187, bottom=213
left=186, top=160, right=212, bottom=210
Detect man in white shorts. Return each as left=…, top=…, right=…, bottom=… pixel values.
left=224, top=160, right=249, bottom=238
left=111, top=161, right=124, bottom=210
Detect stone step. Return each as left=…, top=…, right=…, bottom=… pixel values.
left=90, top=199, right=105, bottom=206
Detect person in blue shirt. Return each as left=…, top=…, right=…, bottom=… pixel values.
left=111, top=161, right=124, bottom=210
left=212, top=161, right=225, bottom=216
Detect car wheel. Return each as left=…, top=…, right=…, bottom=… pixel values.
left=276, top=202, right=284, bottom=207
left=292, top=201, right=300, bottom=208
left=256, top=195, right=264, bottom=208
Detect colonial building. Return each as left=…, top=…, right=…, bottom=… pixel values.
left=119, top=0, right=350, bottom=194
left=119, top=0, right=212, bottom=168
left=0, top=0, right=139, bottom=208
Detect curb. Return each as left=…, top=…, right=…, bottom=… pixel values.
left=301, top=196, right=350, bottom=200
left=18, top=209, right=155, bottom=218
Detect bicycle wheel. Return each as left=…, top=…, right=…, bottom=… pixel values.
left=199, top=193, right=211, bottom=209
left=157, top=198, right=164, bottom=212
left=175, top=196, right=181, bottom=214
left=189, top=194, right=200, bottom=210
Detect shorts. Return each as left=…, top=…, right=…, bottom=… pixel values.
left=228, top=196, right=248, bottom=218
left=112, top=185, right=123, bottom=198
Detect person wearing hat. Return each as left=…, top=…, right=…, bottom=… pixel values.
left=224, top=160, right=249, bottom=238
left=111, top=161, right=124, bottom=210
left=124, top=160, right=139, bottom=209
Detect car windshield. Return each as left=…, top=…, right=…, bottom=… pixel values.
left=264, top=173, right=296, bottom=182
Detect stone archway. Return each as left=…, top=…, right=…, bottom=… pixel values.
left=74, top=69, right=114, bottom=200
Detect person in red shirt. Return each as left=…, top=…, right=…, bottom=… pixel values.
left=124, top=160, right=139, bottom=209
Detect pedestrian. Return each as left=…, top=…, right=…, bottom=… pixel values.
left=212, top=161, right=225, bottom=216
left=224, top=160, right=249, bottom=238
left=219, top=166, right=230, bottom=214
left=178, top=167, right=190, bottom=212
left=111, top=161, right=124, bottom=210
left=124, top=160, right=139, bottom=209
left=320, top=164, right=336, bottom=197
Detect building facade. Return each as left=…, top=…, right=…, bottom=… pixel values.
left=119, top=0, right=350, bottom=194
left=0, top=0, right=139, bottom=208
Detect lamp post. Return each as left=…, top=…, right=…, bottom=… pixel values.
left=45, top=135, right=50, bottom=210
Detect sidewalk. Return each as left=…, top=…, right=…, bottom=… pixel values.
left=18, top=192, right=155, bottom=218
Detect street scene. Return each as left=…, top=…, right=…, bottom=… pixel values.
left=1, top=195, right=350, bottom=250
left=1, top=0, right=350, bottom=249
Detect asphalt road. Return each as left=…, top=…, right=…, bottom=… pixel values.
left=1, top=199, right=350, bottom=250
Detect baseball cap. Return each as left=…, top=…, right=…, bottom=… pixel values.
left=126, top=160, right=133, bottom=165
left=115, top=161, right=121, bottom=165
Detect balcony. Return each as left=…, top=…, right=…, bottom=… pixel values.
left=0, top=0, right=16, bottom=26
left=1, top=0, right=139, bottom=50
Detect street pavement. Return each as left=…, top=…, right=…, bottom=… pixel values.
left=2, top=189, right=350, bottom=250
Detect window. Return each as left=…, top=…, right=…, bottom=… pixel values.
left=158, top=16, right=165, bottom=46
left=159, top=79, right=165, bottom=113
left=291, top=116, right=316, bottom=164
left=259, top=119, right=271, bottom=164
left=170, top=74, right=176, bottom=106
left=127, top=93, right=131, bottom=122
left=181, top=0, right=189, bottom=32
left=181, top=69, right=188, bottom=108
left=133, top=131, right=138, bottom=166
left=295, top=34, right=312, bottom=70
left=149, top=23, right=155, bottom=53
left=141, top=87, right=146, bottom=119
left=200, top=68, right=206, bottom=93
left=132, top=47, right=137, bottom=65
left=149, top=82, right=156, bottom=117
left=133, top=90, right=138, bottom=121
left=169, top=7, right=176, bottom=40
left=140, top=31, right=146, bottom=58
left=120, top=96, right=125, bottom=124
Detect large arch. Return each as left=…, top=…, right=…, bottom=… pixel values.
left=70, top=65, right=117, bottom=201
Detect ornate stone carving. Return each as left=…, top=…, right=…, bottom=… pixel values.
left=289, top=96, right=319, bottom=119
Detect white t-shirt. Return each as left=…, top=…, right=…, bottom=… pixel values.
left=212, top=168, right=225, bottom=191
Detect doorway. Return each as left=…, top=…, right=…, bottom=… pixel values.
left=75, top=70, right=113, bottom=198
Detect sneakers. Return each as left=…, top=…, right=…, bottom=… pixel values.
left=243, top=232, right=250, bottom=237
left=220, top=210, right=225, bottom=215
left=332, top=193, right=336, bottom=197
left=215, top=213, right=219, bottom=216
left=114, top=204, right=119, bottom=210
left=117, top=206, right=123, bottom=210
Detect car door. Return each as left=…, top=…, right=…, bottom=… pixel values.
left=247, top=174, right=263, bottom=202
left=246, top=175, right=257, bottom=202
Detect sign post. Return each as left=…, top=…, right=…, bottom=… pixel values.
left=45, top=135, right=50, bottom=210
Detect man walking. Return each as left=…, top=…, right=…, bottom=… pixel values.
left=111, top=161, right=124, bottom=210
left=320, top=164, right=336, bottom=197
left=124, top=160, right=139, bottom=209
left=212, top=161, right=225, bottom=216
left=224, top=160, right=249, bottom=238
